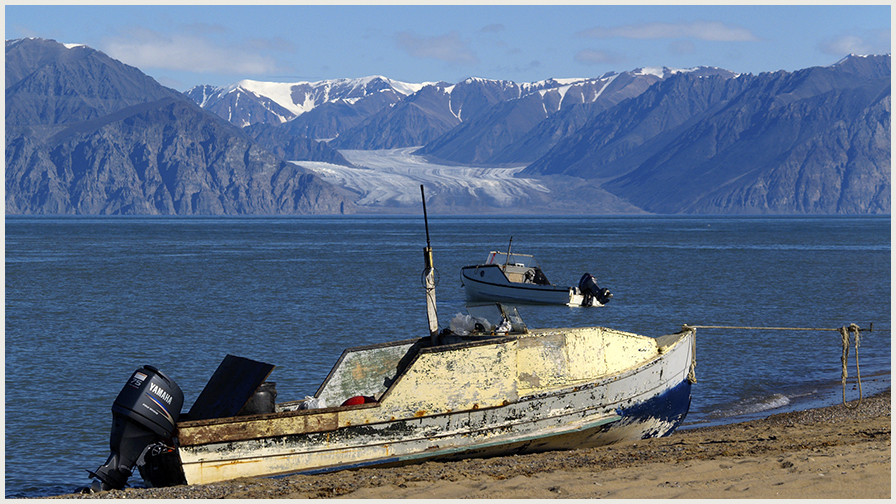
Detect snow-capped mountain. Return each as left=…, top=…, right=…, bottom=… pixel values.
left=184, top=76, right=430, bottom=128
left=194, top=67, right=739, bottom=163
left=6, top=38, right=890, bottom=216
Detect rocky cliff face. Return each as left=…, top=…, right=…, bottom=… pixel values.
left=6, top=97, right=353, bottom=214
left=243, top=123, right=354, bottom=167
left=595, top=56, right=891, bottom=214
left=414, top=72, right=672, bottom=165
left=6, top=38, right=354, bottom=215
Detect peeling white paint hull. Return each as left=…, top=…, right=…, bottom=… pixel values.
left=167, top=328, right=694, bottom=486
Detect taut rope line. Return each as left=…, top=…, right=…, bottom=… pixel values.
left=681, top=323, right=874, bottom=407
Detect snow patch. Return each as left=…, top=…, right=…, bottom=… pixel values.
left=592, top=73, right=619, bottom=101
left=635, top=67, right=666, bottom=78
left=385, top=78, right=432, bottom=96
left=634, top=66, right=707, bottom=78
left=233, top=80, right=306, bottom=116
left=213, top=76, right=430, bottom=119
left=833, top=53, right=880, bottom=66
left=541, top=78, right=586, bottom=87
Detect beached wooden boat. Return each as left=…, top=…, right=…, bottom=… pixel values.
left=87, top=187, right=694, bottom=491
left=461, top=249, right=612, bottom=307
left=164, top=317, right=695, bottom=486
left=91, top=308, right=695, bottom=489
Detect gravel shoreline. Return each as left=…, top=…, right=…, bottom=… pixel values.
left=58, top=390, right=890, bottom=499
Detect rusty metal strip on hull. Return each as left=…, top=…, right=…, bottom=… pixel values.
left=178, top=409, right=342, bottom=446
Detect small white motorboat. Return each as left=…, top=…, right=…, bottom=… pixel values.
left=461, top=249, right=612, bottom=307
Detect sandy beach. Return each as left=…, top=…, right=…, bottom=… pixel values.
left=64, top=390, right=890, bottom=499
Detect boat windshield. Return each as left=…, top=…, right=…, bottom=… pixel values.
left=485, top=251, right=538, bottom=268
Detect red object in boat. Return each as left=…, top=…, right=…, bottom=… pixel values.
left=341, top=395, right=374, bottom=406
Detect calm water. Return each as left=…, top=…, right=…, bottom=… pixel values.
left=5, top=215, right=891, bottom=497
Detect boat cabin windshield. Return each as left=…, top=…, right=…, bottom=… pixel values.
left=486, top=251, right=538, bottom=269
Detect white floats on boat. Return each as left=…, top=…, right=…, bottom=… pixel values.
left=461, top=251, right=612, bottom=307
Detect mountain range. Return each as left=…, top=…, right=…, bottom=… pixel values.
left=6, top=37, right=890, bottom=215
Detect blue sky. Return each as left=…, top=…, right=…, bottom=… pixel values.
left=5, top=3, right=891, bottom=91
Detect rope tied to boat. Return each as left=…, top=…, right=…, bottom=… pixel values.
left=839, top=323, right=863, bottom=408
left=684, top=323, right=874, bottom=406
left=683, top=326, right=698, bottom=384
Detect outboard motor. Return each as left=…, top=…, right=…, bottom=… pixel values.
left=579, top=273, right=612, bottom=306
left=89, top=365, right=184, bottom=491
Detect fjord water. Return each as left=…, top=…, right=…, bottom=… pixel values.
left=5, top=215, right=890, bottom=497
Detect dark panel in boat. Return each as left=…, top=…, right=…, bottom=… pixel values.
left=186, top=355, right=275, bottom=421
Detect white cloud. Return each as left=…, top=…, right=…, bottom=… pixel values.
left=101, top=28, right=281, bottom=75
left=819, top=30, right=891, bottom=56
left=395, top=31, right=478, bottom=64
left=821, top=35, right=871, bottom=55
left=580, top=21, right=758, bottom=42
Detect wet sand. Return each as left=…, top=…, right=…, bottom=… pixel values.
left=64, top=390, right=890, bottom=499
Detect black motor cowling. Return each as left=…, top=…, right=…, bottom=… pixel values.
left=579, top=273, right=612, bottom=306
left=89, top=365, right=184, bottom=491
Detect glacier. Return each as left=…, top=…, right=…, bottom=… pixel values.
left=294, top=148, right=550, bottom=209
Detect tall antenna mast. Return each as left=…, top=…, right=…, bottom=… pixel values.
left=420, top=185, right=439, bottom=343
left=505, top=236, right=513, bottom=268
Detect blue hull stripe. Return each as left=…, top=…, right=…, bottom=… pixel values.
left=617, top=379, right=692, bottom=438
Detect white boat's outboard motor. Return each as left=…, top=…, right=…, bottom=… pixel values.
left=89, top=365, right=183, bottom=491
left=579, top=273, right=612, bottom=306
